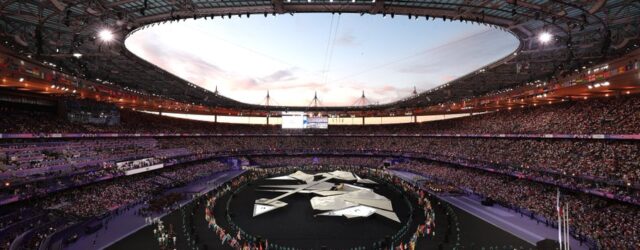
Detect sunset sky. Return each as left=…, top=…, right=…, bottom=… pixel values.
left=125, top=13, right=518, bottom=106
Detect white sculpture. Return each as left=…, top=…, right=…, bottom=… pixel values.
left=253, top=171, right=400, bottom=223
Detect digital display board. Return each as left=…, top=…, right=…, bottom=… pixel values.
left=307, top=117, right=328, bottom=129
left=281, top=112, right=307, bottom=129
left=281, top=112, right=328, bottom=129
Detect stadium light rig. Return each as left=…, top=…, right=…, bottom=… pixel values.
left=538, top=32, right=553, bottom=44
left=98, top=29, right=114, bottom=42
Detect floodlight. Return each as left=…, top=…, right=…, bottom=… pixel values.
left=538, top=32, right=552, bottom=43
left=98, top=29, right=114, bottom=42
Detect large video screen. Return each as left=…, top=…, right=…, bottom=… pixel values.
left=281, top=112, right=307, bottom=129
left=281, top=112, right=328, bottom=129
left=307, top=117, right=328, bottom=129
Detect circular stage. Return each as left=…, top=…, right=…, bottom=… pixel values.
left=224, top=176, right=416, bottom=249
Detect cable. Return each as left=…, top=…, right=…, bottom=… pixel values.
left=323, top=14, right=341, bottom=85
left=320, top=14, right=336, bottom=85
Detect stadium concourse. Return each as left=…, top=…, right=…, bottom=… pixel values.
left=2, top=0, right=640, bottom=249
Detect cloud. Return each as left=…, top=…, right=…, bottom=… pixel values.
left=128, top=34, right=229, bottom=85
left=259, top=69, right=297, bottom=83
left=229, top=78, right=259, bottom=90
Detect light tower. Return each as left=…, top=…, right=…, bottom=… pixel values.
left=261, top=90, right=274, bottom=107
left=260, top=90, right=279, bottom=124
left=308, top=91, right=321, bottom=108
left=352, top=90, right=370, bottom=107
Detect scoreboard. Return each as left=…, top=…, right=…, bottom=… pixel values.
left=307, top=117, right=328, bottom=129
left=281, top=112, right=306, bottom=129
left=281, top=112, right=328, bottom=129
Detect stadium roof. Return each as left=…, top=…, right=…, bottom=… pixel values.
left=1, top=0, right=639, bottom=111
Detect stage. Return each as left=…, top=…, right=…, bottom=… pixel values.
left=107, top=169, right=536, bottom=250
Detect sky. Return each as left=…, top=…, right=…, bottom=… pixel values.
left=125, top=13, right=519, bottom=106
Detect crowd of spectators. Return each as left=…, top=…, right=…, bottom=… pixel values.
left=0, top=160, right=230, bottom=249
left=153, top=136, right=640, bottom=188
left=0, top=93, right=639, bottom=249
left=0, top=138, right=202, bottom=206
left=0, top=207, right=56, bottom=250
left=0, top=107, right=276, bottom=134
left=1, top=153, right=638, bottom=249
left=2, top=95, right=640, bottom=135
left=403, top=95, right=640, bottom=135
left=247, top=156, right=387, bottom=168
left=2, top=135, right=638, bottom=209
left=0, top=138, right=158, bottom=173
left=38, top=160, right=229, bottom=218
left=390, top=161, right=640, bottom=249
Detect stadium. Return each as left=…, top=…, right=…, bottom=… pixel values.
left=0, top=0, right=639, bottom=249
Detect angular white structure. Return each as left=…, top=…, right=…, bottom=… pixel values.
left=267, top=170, right=316, bottom=183
left=253, top=199, right=288, bottom=216
left=253, top=171, right=400, bottom=222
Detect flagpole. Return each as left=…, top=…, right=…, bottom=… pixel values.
left=563, top=205, right=567, bottom=250
left=564, top=202, right=571, bottom=250
left=557, top=189, right=563, bottom=250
